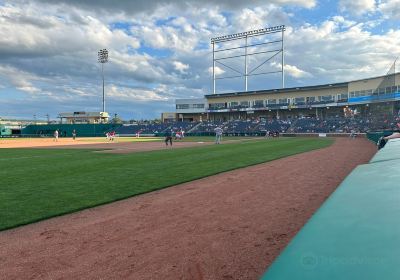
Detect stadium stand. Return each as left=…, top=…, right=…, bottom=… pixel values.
left=189, top=121, right=225, bottom=135
left=256, top=119, right=292, bottom=134
left=114, top=122, right=198, bottom=136
left=223, top=119, right=259, bottom=135
left=19, top=112, right=400, bottom=138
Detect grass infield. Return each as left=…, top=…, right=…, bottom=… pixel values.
left=0, top=137, right=333, bottom=231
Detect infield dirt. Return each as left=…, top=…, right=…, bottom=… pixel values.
left=0, top=138, right=376, bottom=280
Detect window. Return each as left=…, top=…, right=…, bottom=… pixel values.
left=278, top=98, right=288, bottom=104
left=192, top=104, right=205, bottom=109
left=240, top=101, right=249, bottom=107
left=230, top=102, right=238, bottom=108
left=254, top=100, right=264, bottom=107
left=294, top=97, right=305, bottom=104
left=307, top=96, right=316, bottom=103
left=320, top=95, right=333, bottom=101
left=267, top=99, right=276, bottom=104
left=176, top=104, right=189, bottom=109
left=209, top=103, right=225, bottom=109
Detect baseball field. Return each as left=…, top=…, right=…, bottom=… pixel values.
left=0, top=136, right=331, bottom=230
left=0, top=136, right=376, bottom=279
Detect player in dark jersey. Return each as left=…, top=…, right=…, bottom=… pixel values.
left=165, top=130, right=173, bottom=146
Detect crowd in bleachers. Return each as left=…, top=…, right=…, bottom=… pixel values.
left=258, top=119, right=292, bottom=133
left=222, top=119, right=259, bottom=134
left=290, top=114, right=400, bottom=133
left=115, top=113, right=400, bottom=136
left=115, top=121, right=197, bottom=135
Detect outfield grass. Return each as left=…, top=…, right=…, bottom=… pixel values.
left=179, top=136, right=258, bottom=142
left=0, top=137, right=333, bottom=231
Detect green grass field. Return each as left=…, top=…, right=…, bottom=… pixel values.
left=179, top=136, right=258, bottom=142
left=0, top=137, right=333, bottom=231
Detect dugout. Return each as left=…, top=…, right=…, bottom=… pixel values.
left=0, top=124, right=22, bottom=137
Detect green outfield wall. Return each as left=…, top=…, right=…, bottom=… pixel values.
left=21, top=123, right=122, bottom=137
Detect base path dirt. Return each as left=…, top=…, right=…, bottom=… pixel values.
left=0, top=138, right=376, bottom=280
left=41, top=140, right=213, bottom=154
left=0, top=138, right=211, bottom=152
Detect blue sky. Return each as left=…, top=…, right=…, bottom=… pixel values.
left=0, top=0, right=399, bottom=120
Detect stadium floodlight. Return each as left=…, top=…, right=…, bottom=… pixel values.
left=211, top=25, right=286, bottom=94
left=98, top=49, right=109, bottom=113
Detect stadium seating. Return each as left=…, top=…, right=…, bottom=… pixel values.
left=256, top=119, right=292, bottom=133
left=114, top=122, right=198, bottom=136
left=20, top=113, right=400, bottom=137
left=223, top=120, right=259, bottom=134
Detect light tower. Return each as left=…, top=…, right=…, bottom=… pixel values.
left=211, top=25, right=286, bottom=94
left=98, top=49, right=109, bottom=112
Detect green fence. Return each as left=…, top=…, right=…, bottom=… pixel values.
left=366, top=130, right=395, bottom=143
left=21, top=124, right=122, bottom=137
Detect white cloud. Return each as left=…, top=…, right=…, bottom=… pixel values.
left=0, top=4, right=139, bottom=57
left=0, top=65, right=43, bottom=94
left=132, top=23, right=200, bottom=53
left=1, top=1, right=399, bottom=119
left=30, top=0, right=317, bottom=14
left=332, top=16, right=357, bottom=28
left=285, top=18, right=400, bottom=83
left=338, top=0, right=376, bottom=16
left=173, top=61, right=189, bottom=73
left=284, top=65, right=313, bottom=78
left=208, top=66, right=225, bottom=76
left=107, top=84, right=169, bottom=101
left=378, top=0, right=400, bottom=20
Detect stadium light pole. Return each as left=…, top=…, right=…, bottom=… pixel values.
left=98, top=49, right=109, bottom=113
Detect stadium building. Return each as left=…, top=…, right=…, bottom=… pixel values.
left=58, top=111, right=109, bottom=124
left=174, top=73, right=400, bottom=122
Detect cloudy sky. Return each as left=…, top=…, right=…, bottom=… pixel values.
left=0, top=0, right=399, bottom=120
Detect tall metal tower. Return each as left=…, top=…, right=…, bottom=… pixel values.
left=211, top=25, right=286, bottom=94
left=98, top=49, right=109, bottom=112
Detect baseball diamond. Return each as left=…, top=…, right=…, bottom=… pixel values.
left=1, top=1, right=400, bottom=279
